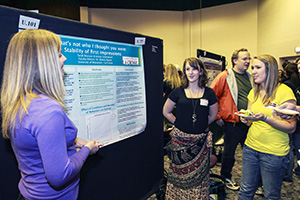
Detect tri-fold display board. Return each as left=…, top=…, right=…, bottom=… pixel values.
left=0, top=5, right=164, bottom=200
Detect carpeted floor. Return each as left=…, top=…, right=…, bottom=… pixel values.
left=148, top=145, right=300, bottom=200
left=210, top=145, right=300, bottom=200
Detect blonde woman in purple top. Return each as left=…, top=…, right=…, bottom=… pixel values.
left=1, top=29, right=102, bottom=200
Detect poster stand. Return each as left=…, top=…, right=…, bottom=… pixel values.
left=197, top=49, right=226, bottom=71
left=0, top=5, right=164, bottom=200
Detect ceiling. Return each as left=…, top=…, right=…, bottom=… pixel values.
left=0, top=0, right=245, bottom=11
left=79, top=0, right=246, bottom=11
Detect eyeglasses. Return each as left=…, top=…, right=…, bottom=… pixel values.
left=241, top=57, right=251, bottom=61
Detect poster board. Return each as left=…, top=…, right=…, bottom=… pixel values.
left=60, top=34, right=147, bottom=146
left=0, top=5, right=164, bottom=200
left=197, top=49, right=226, bottom=86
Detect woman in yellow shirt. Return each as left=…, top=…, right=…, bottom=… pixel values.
left=238, top=55, right=297, bottom=200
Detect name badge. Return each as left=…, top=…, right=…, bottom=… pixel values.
left=200, top=99, right=208, bottom=106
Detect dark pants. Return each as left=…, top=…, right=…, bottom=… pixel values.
left=284, top=126, right=300, bottom=180
left=221, top=121, right=248, bottom=179
left=283, top=133, right=294, bottom=181
left=293, top=127, right=300, bottom=176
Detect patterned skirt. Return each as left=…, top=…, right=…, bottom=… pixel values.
left=165, top=127, right=212, bottom=200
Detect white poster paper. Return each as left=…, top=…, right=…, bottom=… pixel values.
left=60, top=34, right=146, bottom=147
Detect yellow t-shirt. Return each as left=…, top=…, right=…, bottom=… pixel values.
left=245, top=84, right=296, bottom=156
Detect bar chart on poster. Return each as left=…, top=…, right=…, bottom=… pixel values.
left=60, top=34, right=146, bottom=146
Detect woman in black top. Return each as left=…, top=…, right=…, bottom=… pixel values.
left=163, top=57, right=218, bottom=199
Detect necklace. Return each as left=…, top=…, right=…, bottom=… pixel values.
left=192, top=100, right=197, bottom=127
left=189, top=88, right=200, bottom=128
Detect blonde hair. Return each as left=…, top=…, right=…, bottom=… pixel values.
left=1, top=29, right=66, bottom=138
left=252, top=55, right=279, bottom=105
left=164, top=64, right=181, bottom=89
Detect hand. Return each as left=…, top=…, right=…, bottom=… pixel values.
left=74, top=137, right=88, bottom=148
left=277, top=102, right=298, bottom=111
left=240, top=117, right=248, bottom=124
left=216, top=118, right=224, bottom=127
left=84, top=140, right=103, bottom=155
left=276, top=103, right=299, bottom=120
left=244, top=113, right=265, bottom=122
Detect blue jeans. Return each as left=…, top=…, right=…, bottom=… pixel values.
left=238, top=145, right=288, bottom=200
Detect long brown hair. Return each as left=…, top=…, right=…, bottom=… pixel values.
left=181, top=57, right=208, bottom=88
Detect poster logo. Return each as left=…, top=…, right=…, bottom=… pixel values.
left=123, top=57, right=139, bottom=65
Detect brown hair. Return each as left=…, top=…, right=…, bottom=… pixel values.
left=181, top=57, right=208, bottom=88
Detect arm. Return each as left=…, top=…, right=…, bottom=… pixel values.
left=245, top=100, right=297, bottom=134
left=277, top=102, right=300, bottom=112
left=74, top=137, right=87, bottom=148
left=36, top=110, right=101, bottom=188
left=263, top=100, right=297, bottom=134
left=208, top=102, right=218, bottom=125
left=75, top=137, right=103, bottom=152
left=163, top=98, right=176, bottom=124
left=85, top=140, right=103, bottom=155
left=277, top=102, right=300, bottom=120
left=240, top=101, right=253, bottom=126
left=210, top=74, right=224, bottom=100
left=210, top=73, right=225, bottom=124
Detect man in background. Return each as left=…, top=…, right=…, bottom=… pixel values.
left=211, top=48, right=252, bottom=190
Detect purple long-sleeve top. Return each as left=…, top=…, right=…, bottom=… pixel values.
left=10, top=94, right=90, bottom=199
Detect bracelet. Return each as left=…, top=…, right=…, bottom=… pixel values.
left=262, top=115, right=267, bottom=122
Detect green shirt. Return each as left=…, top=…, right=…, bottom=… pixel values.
left=234, top=70, right=252, bottom=111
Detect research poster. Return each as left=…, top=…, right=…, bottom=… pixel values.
left=199, top=57, right=223, bottom=86
left=60, top=34, right=146, bottom=146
